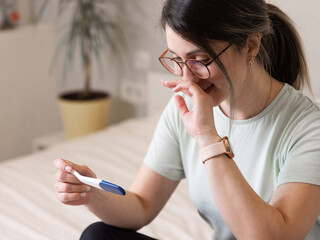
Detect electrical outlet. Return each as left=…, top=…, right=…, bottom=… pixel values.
left=120, top=80, right=146, bottom=105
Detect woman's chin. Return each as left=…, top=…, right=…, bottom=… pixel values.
left=206, top=84, right=222, bottom=107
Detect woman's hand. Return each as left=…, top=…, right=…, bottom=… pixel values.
left=53, top=158, right=97, bottom=206
left=162, top=80, right=221, bottom=147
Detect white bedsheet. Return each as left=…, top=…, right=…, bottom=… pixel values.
left=0, top=113, right=212, bottom=240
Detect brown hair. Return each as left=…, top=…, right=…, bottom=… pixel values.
left=161, top=0, right=312, bottom=110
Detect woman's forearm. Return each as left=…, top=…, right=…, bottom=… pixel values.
left=205, top=156, right=289, bottom=240
left=85, top=189, right=151, bottom=230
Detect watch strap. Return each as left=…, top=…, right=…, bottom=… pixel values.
left=199, top=140, right=226, bottom=164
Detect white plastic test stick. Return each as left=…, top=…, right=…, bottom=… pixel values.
left=71, top=170, right=126, bottom=196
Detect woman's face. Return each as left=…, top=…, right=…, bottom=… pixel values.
left=165, top=26, right=249, bottom=107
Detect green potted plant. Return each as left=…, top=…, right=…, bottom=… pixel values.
left=54, top=0, right=124, bottom=139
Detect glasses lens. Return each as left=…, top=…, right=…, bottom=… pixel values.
left=159, top=57, right=182, bottom=76
left=186, top=60, right=210, bottom=79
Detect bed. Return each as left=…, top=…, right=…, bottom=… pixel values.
left=0, top=71, right=213, bottom=240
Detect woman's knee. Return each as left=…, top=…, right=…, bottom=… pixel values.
left=80, top=221, right=156, bottom=240
left=80, top=222, right=114, bottom=240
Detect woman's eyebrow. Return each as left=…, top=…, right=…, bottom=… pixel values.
left=168, top=48, right=205, bottom=56
left=186, top=49, right=205, bottom=56
left=167, top=48, right=176, bottom=55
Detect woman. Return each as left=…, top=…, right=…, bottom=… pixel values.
left=53, top=0, right=320, bottom=239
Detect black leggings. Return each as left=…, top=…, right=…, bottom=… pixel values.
left=80, top=222, right=157, bottom=240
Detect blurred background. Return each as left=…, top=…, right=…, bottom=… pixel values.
left=0, top=0, right=319, bottom=161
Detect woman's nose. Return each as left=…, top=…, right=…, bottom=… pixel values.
left=181, top=64, right=199, bottom=83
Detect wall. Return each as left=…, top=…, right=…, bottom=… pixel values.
left=0, top=24, right=61, bottom=161
left=270, top=0, right=320, bottom=97
left=16, top=0, right=34, bottom=24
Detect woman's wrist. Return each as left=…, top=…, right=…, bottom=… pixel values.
left=196, top=134, right=221, bottom=149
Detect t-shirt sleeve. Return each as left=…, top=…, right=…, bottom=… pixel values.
left=143, top=96, right=185, bottom=181
left=277, top=106, right=320, bottom=187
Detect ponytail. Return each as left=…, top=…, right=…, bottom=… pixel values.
left=261, top=4, right=311, bottom=93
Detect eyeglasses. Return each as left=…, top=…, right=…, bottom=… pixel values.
left=158, top=43, right=232, bottom=79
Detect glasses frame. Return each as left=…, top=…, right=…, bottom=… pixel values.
left=159, top=43, right=232, bottom=79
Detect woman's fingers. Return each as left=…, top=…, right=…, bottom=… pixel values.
left=56, top=192, right=88, bottom=204
left=53, top=158, right=69, bottom=171
left=53, top=158, right=96, bottom=178
left=162, top=79, right=203, bottom=97
left=54, top=181, right=91, bottom=193
left=161, top=79, right=178, bottom=88
left=53, top=159, right=97, bottom=206
left=162, top=79, right=188, bottom=93
left=54, top=169, right=81, bottom=184
left=174, top=95, right=189, bottom=116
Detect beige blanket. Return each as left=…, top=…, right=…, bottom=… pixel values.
left=0, top=112, right=212, bottom=240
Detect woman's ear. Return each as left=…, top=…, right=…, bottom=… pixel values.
left=246, top=33, right=262, bottom=62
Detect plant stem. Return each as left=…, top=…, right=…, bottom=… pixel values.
left=84, top=41, right=91, bottom=97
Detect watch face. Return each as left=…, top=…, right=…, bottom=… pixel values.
left=222, top=137, right=234, bottom=158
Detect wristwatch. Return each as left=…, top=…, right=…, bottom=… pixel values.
left=199, top=137, right=234, bottom=164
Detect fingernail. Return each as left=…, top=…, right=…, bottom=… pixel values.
left=65, top=166, right=72, bottom=172
left=162, top=80, right=169, bottom=84
left=81, top=193, right=87, bottom=198
left=65, top=160, right=73, bottom=166
left=86, top=186, right=91, bottom=192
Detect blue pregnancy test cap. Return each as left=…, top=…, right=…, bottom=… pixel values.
left=99, top=180, right=126, bottom=195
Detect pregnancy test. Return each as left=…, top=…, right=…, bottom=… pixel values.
left=71, top=170, right=126, bottom=196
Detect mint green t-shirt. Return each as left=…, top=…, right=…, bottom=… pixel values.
left=144, top=84, right=320, bottom=240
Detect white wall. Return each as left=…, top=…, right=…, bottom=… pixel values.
left=270, top=0, right=320, bottom=97
left=0, top=24, right=62, bottom=161
left=16, top=0, right=34, bottom=24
